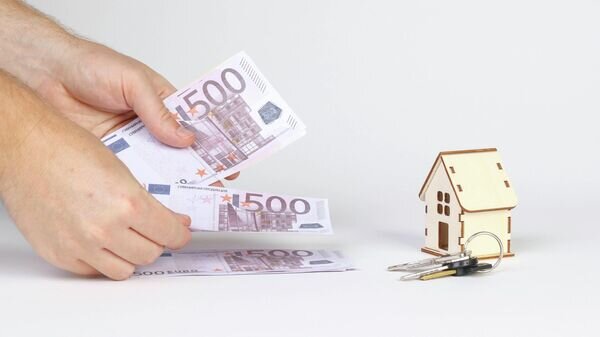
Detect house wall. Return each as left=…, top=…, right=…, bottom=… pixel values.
left=460, top=210, right=512, bottom=257
left=424, top=162, right=462, bottom=254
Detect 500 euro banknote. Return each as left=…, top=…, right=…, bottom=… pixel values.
left=134, top=249, right=351, bottom=277
left=101, top=52, right=305, bottom=186
left=146, top=184, right=332, bottom=234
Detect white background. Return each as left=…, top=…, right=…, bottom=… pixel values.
left=1, top=1, right=599, bottom=336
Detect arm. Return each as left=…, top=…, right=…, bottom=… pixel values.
left=0, top=0, right=240, bottom=180
left=0, top=0, right=195, bottom=144
left=0, top=1, right=198, bottom=280
left=0, top=71, right=47, bottom=186
left=0, top=0, right=76, bottom=88
left=0, top=2, right=238, bottom=279
left=0, top=70, right=192, bottom=280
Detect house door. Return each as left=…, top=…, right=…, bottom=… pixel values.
left=438, top=222, right=449, bottom=251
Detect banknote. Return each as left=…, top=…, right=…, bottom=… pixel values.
left=147, top=184, right=332, bottom=234
left=102, top=52, right=306, bottom=186
left=133, top=249, right=352, bottom=277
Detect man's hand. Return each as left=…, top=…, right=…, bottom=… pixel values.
left=35, top=40, right=198, bottom=146
left=0, top=73, right=191, bottom=280
left=34, top=40, right=240, bottom=181
left=0, top=1, right=242, bottom=177
left=0, top=1, right=238, bottom=279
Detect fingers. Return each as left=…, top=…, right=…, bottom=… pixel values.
left=130, top=199, right=192, bottom=250
left=104, top=228, right=164, bottom=266
left=83, top=249, right=136, bottom=281
left=123, top=70, right=194, bottom=148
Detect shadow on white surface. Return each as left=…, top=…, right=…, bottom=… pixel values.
left=512, top=233, right=555, bottom=254
left=0, top=246, right=73, bottom=280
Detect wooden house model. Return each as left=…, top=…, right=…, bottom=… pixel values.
left=418, top=148, right=517, bottom=258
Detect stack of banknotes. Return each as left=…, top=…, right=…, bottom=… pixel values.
left=135, top=249, right=352, bottom=277
left=101, top=52, right=351, bottom=277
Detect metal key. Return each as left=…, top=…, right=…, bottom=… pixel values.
left=388, top=250, right=472, bottom=272
left=400, top=256, right=477, bottom=281
left=420, top=261, right=492, bottom=281
left=420, top=270, right=456, bottom=280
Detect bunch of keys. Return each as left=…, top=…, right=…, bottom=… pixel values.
left=388, top=231, right=504, bottom=281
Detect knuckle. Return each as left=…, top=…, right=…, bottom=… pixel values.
left=55, top=230, right=79, bottom=255
left=116, top=194, right=145, bottom=221
left=158, top=104, right=174, bottom=123
left=84, top=226, right=109, bottom=245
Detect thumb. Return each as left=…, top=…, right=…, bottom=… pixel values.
left=125, top=71, right=195, bottom=148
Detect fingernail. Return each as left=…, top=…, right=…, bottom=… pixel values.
left=176, top=125, right=195, bottom=139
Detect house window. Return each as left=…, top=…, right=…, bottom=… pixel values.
left=437, top=191, right=451, bottom=216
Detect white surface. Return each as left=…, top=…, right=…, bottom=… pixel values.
left=1, top=0, right=599, bottom=336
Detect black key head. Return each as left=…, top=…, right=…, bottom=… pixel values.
left=444, top=257, right=479, bottom=270
left=453, top=263, right=493, bottom=276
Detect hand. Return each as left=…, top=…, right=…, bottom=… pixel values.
left=32, top=38, right=242, bottom=182
left=31, top=39, right=193, bottom=146
left=1, top=107, right=192, bottom=280
left=0, top=4, right=239, bottom=281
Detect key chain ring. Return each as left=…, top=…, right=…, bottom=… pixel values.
left=464, top=231, right=504, bottom=272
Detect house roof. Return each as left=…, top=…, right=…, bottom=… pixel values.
left=418, top=148, right=518, bottom=212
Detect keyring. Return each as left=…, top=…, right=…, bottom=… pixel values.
left=464, top=231, right=504, bottom=272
